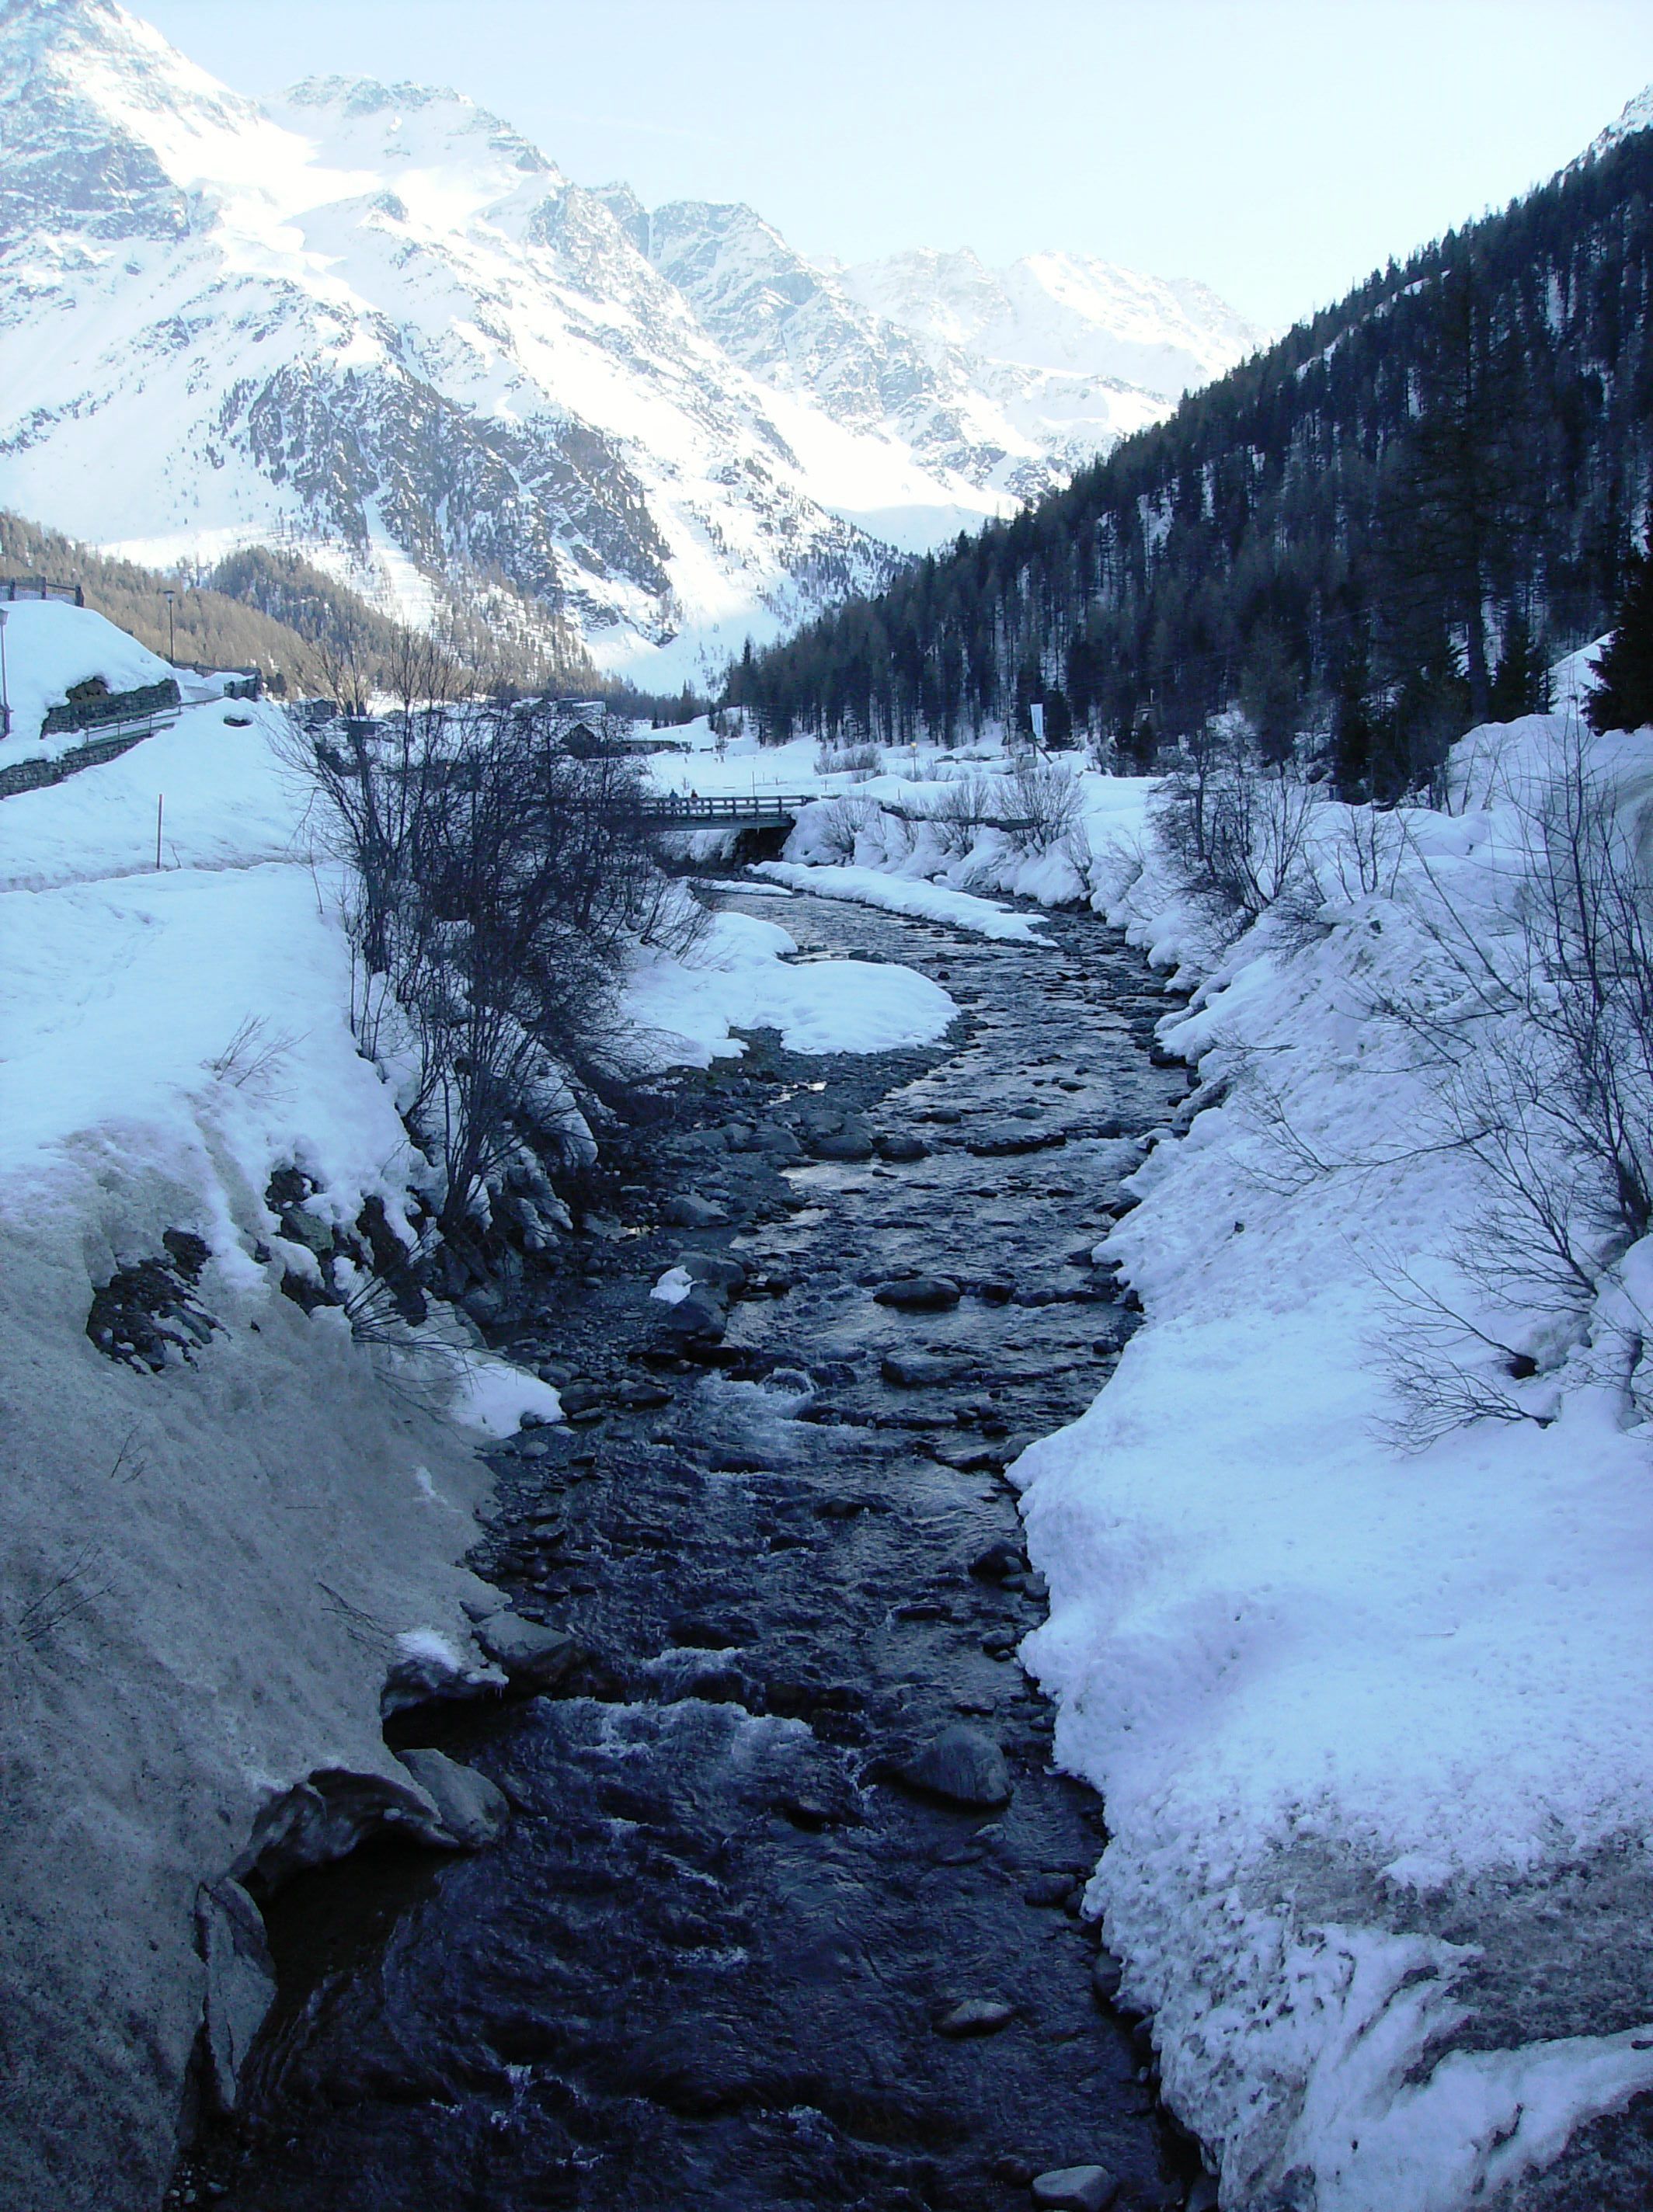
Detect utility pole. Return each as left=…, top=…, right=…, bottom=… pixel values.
left=164, top=587, right=176, bottom=664
left=0, top=605, right=9, bottom=739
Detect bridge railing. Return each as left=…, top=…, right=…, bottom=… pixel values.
left=633, top=792, right=817, bottom=823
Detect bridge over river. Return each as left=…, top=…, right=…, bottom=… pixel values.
left=634, top=790, right=817, bottom=829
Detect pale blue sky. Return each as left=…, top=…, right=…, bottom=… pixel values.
left=142, top=0, right=1653, bottom=329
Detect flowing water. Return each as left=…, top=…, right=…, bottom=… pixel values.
left=176, top=885, right=1200, bottom=2212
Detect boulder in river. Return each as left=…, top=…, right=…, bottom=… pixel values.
left=396, top=1748, right=510, bottom=1849
left=809, top=1120, right=875, bottom=1162
left=1030, top=2167, right=1120, bottom=2211
left=475, top=1612, right=583, bottom=1689
left=196, top=1876, right=276, bottom=2113
left=873, top=1276, right=962, bottom=1312
left=966, top=1126, right=1069, bottom=1156
left=663, top=1191, right=727, bottom=1229
left=970, top=1539, right=1028, bottom=1582
left=934, top=1998, right=1016, bottom=2037
left=882, top=1351, right=971, bottom=1387
left=875, top=1130, right=930, bottom=1161
left=900, top=1723, right=1012, bottom=1807
left=678, top=1250, right=746, bottom=1292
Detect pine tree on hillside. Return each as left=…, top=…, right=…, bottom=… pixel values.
left=1488, top=606, right=1551, bottom=721
left=1585, top=551, right=1653, bottom=733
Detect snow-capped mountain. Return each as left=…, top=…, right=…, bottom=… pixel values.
left=839, top=247, right=1263, bottom=473
left=605, top=192, right=1168, bottom=503
left=0, top=0, right=1258, bottom=675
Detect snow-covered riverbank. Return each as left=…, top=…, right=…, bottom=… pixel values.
left=706, top=708, right=1653, bottom=2206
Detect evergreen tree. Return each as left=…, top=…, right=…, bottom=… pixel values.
left=1585, top=551, right=1653, bottom=732
left=1488, top=606, right=1550, bottom=721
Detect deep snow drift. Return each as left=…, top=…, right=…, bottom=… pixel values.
left=712, top=708, right=1653, bottom=2206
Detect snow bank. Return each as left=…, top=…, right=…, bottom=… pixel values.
left=0, top=691, right=513, bottom=2211
left=624, top=906, right=957, bottom=1065
left=755, top=859, right=1051, bottom=942
left=0, top=596, right=176, bottom=763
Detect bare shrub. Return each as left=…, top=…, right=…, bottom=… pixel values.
left=814, top=740, right=883, bottom=781
left=1368, top=729, right=1653, bottom=1433
left=304, top=701, right=688, bottom=1239
left=812, top=795, right=881, bottom=862
left=1153, top=733, right=1321, bottom=926
left=1314, top=803, right=1407, bottom=903
left=1004, top=759, right=1083, bottom=853
left=922, top=772, right=1000, bottom=856
left=203, top=1014, right=301, bottom=1090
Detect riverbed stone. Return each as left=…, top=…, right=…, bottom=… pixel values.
left=475, top=1612, right=582, bottom=1688
left=809, top=1120, right=875, bottom=1162
left=396, top=1748, right=510, bottom=1849
left=1030, top=2166, right=1120, bottom=2210
left=968, top=1127, right=1070, bottom=1156
left=935, top=1998, right=1016, bottom=2037
left=679, top=1250, right=746, bottom=1292
left=196, top=1876, right=276, bottom=2113
left=882, top=1350, right=971, bottom=1387
left=873, top=1275, right=961, bottom=1312
left=900, top=1723, right=1012, bottom=1807
left=971, top=1539, right=1028, bottom=1582
left=663, top=1191, right=727, bottom=1229
left=875, top=1130, right=930, bottom=1161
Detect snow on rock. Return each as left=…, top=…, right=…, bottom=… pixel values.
left=755, top=859, right=1051, bottom=943
left=624, top=905, right=957, bottom=1065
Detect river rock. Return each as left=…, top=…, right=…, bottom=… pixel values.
left=1021, top=1873, right=1074, bottom=1908
left=679, top=1250, right=746, bottom=1291
left=881, top=1351, right=971, bottom=1387
left=934, top=1998, right=1015, bottom=2037
left=396, top=1747, right=510, bottom=1849
left=1031, top=2166, right=1119, bottom=2211
left=659, top=1283, right=729, bottom=1344
left=751, top=1124, right=805, bottom=1161
left=1091, top=1953, right=1123, bottom=2003
left=967, top=1127, right=1069, bottom=1156
left=875, top=1130, right=930, bottom=1161
left=900, top=1723, right=1011, bottom=1807
left=873, top=1276, right=961, bottom=1312
left=280, top=1203, right=336, bottom=1255
left=196, top=1876, right=276, bottom=2113
left=476, top=1612, right=582, bottom=1688
left=810, top=1121, right=875, bottom=1162
left=663, top=1191, right=727, bottom=1229
left=970, top=1539, right=1028, bottom=1582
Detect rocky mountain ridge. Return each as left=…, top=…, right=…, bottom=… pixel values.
left=0, top=0, right=1260, bottom=676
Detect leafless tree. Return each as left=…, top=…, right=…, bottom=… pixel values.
left=304, top=699, right=703, bottom=1241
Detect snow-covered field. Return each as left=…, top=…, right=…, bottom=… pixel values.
left=685, top=706, right=1653, bottom=2205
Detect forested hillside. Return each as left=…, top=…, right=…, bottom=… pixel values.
left=729, top=119, right=1653, bottom=795
left=0, top=516, right=600, bottom=700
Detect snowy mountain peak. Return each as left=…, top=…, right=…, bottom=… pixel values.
left=1584, top=82, right=1653, bottom=162
left=842, top=245, right=1266, bottom=398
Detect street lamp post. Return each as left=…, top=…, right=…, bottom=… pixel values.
left=164, top=587, right=176, bottom=664
left=0, top=605, right=10, bottom=739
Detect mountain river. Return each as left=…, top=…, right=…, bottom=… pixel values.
left=169, top=879, right=1204, bottom=2212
